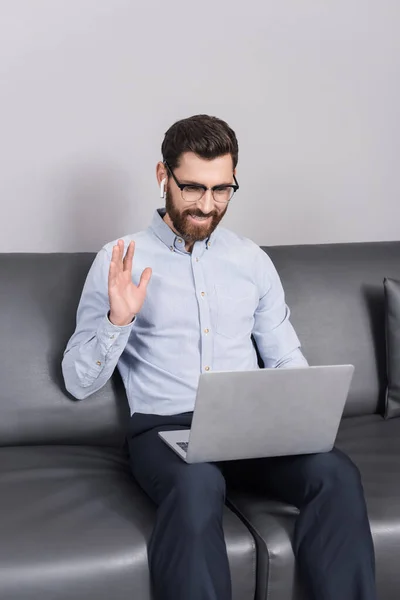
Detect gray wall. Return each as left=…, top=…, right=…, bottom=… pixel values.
left=1, top=0, right=399, bottom=252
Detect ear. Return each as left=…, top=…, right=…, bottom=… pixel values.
left=156, top=161, right=168, bottom=186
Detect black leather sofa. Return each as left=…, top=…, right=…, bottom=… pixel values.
left=1, top=241, right=399, bottom=600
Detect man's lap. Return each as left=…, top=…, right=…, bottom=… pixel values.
left=126, top=412, right=360, bottom=510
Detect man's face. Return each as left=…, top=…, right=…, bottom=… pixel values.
left=163, top=152, right=234, bottom=243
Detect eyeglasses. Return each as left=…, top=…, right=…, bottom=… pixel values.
left=164, top=161, right=239, bottom=204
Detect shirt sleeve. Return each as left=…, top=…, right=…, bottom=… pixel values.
left=62, top=247, right=135, bottom=400
left=252, top=249, right=308, bottom=369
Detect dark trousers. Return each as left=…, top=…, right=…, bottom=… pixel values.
left=127, top=412, right=376, bottom=600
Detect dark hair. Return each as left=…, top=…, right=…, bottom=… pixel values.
left=161, top=114, right=238, bottom=170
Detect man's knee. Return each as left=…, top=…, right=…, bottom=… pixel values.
left=172, top=464, right=226, bottom=533
left=174, top=463, right=226, bottom=502
left=305, top=449, right=362, bottom=496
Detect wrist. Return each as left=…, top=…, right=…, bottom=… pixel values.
left=107, top=310, right=136, bottom=327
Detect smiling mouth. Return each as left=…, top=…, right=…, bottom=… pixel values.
left=188, top=214, right=212, bottom=222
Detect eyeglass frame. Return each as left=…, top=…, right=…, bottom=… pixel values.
left=164, top=160, right=239, bottom=204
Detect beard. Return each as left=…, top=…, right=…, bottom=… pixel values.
left=165, top=188, right=228, bottom=243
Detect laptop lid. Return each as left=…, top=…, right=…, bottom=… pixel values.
left=185, top=365, right=354, bottom=463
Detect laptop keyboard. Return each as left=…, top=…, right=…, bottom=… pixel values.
left=177, top=442, right=189, bottom=452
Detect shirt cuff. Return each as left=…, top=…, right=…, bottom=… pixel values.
left=96, top=313, right=135, bottom=353
left=106, top=311, right=136, bottom=329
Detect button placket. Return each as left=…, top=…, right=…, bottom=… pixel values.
left=192, top=252, right=213, bottom=373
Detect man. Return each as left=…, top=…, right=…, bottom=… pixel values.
left=63, top=114, right=376, bottom=600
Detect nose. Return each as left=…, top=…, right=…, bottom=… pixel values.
left=197, top=188, right=215, bottom=215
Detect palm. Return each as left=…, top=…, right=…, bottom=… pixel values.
left=108, top=240, right=152, bottom=326
left=110, top=270, right=143, bottom=315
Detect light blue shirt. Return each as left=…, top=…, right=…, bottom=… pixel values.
left=62, top=208, right=308, bottom=415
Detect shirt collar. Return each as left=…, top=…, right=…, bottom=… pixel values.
left=149, top=208, right=216, bottom=252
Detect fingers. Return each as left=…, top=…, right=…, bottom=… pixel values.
left=138, top=267, right=152, bottom=291
left=108, top=255, right=117, bottom=288
left=109, top=239, right=124, bottom=285
left=109, top=239, right=139, bottom=286
left=123, top=240, right=135, bottom=273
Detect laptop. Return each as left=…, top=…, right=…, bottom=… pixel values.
left=158, top=365, right=354, bottom=463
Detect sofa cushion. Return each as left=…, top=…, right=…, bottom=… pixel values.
left=226, top=415, right=400, bottom=600
left=0, top=445, right=256, bottom=600
left=384, top=277, right=400, bottom=418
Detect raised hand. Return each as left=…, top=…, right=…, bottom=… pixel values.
left=108, top=240, right=152, bottom=326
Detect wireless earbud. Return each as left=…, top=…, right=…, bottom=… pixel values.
left=160, top=178, right=167, bottom=198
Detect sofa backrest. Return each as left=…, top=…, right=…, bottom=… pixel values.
left=0, top=253, right=129, bottom=447
left=1, top=242, right=399, bottom=447
left=266, top=241, right=400, bottom=417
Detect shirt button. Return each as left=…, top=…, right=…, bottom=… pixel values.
left=201, top=291, right=205, bottom=297
left=204, top=328, right=209, bottom=334
left=110, top=335, right=115, bottom=339
left=169, top=245, right=174, bottom=251
left=96, top=361, right=102, bottom=366
left=177, top=238, right=182, bottom=243
left=205, top=366, right=210, bottom=371
left=195, top=257, right=199, bottom=262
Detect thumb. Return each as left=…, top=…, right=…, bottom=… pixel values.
left=138, top=267, right=152, bottom=291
